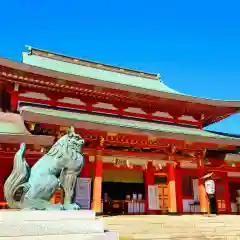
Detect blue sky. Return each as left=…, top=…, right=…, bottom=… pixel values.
left=0, top=0, right=240, bottom=134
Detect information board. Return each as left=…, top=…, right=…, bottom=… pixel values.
left=74, top=178, right=91, bottom=209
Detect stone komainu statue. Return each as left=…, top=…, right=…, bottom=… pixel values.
left=4, top=126, right=85, bottom=210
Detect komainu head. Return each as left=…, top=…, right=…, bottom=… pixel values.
left=47, top=126, right=85, bottom=158
left=66, top=126, right=85, bottom=153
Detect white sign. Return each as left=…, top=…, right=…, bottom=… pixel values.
left=148, top=185, right=160, bottom=210
left=74, top=178, right=91, bottom=209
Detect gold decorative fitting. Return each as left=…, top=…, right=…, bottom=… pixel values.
left=229, top=161, right=236, bottom=167
left=171, top=145, right=176, bottom=154
left=107, top=132, right=118, bottom=137
left=29, top=123, right=36, bottom=131
left=202, top=149, right=207, bottom=157
left=100, top=136, right=105, bottom=146
left=88, top=156, right=95, bottom=163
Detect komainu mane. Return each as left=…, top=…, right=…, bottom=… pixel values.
left=4, top=126, right=85, bottom=210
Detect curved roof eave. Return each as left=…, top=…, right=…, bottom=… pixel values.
left=21, top=53, right=240, bottom=108
left=0, top=56, right=240, bottom=109
left=20, top=105, right=240, bottom=147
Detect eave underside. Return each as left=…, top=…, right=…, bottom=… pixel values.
left=20, top=105, right=240, bottom=148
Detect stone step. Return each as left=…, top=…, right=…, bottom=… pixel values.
left=0, top=232, right=119, bottom=240
left=0, top=219, right=104, bottom=237
left=129, top=233, right=240, bottom=240
left=0, top=211, right=119, bottom=240
left=0, top=210, right=95, bottom=221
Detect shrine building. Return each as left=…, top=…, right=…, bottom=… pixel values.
left=0, top=46, right=240, bottom=214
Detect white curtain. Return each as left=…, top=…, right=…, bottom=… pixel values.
left=192, top=179, right=199, bottom=201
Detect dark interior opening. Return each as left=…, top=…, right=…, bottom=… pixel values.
left=102, top=182, right=145, bottom=200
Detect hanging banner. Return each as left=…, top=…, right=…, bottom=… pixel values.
left=148, top=185, right=160, bottom=210
left=74, top=178, right=91, bottom=209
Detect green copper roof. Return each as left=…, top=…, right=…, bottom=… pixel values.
left=20, top=106, right=240, bottom=145
left=0, top=112, right=54, bottom=145
left=0, top=122, right=24, bottom=134
left=22, top=52, right=180, bottom=95
left=0, top=113, right=29, bottom=134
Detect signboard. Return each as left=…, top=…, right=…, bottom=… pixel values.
left=74, top=178, right=91, bottom=209
left=155, top=176, right=167, bottom=184
left=148, top=185, right=160, bottom=210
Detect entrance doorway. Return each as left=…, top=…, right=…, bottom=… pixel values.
left=101, top=169, right=145, bottom=215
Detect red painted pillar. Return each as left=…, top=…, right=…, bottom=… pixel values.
left=175, top=165, right=183, bottom=214
left=168, top=163, right=177, bottom=214
left=92, top=150, right=103, bottom=214
left=144, top=161, right=155, bottom=214
left=8, top=88, right=19, bottom=111
left=224, top=177, right=231, bottom=214
left=80, top=156, right=91, bottom=178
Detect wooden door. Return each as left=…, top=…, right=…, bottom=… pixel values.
left=157, top=184, right=168, bottom=212
left=216, top=183, right=226, bottom=213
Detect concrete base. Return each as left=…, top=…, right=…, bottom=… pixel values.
left=0, top=210, right=119, bottom=240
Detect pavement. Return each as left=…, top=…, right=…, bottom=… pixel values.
left=103, top=215, right=240, bottom=240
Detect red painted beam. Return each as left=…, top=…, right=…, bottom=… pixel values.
left=18, top=96, right=200, bottom=127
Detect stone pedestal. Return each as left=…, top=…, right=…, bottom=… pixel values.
left=0, top=210, right=118, bottom=240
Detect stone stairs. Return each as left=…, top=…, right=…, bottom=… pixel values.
left=0, top=210, right=118, bottom=240
left=104, top=215, right=240, bottom=239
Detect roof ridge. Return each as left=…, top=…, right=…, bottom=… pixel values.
left=25, top=45, right=160, bottom=81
